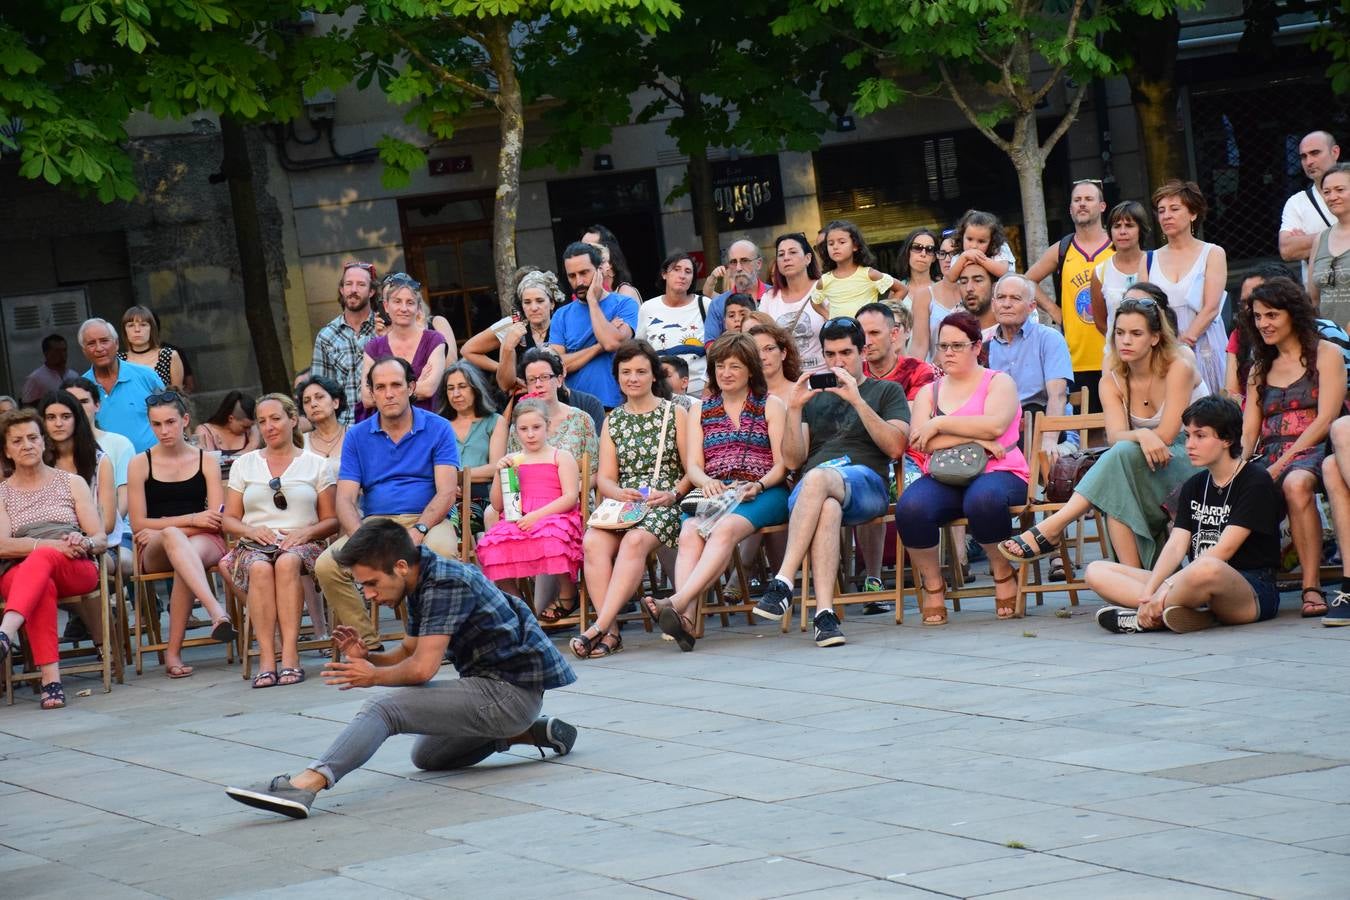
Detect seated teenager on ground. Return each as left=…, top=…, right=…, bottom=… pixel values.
left=1089, top=396, right=1284, bottom=634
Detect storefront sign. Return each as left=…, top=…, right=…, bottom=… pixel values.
left=693, top=155, right=786, bottom=234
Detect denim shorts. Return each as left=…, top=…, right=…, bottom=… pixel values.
left=1240, top=568, right=1281, bottom=622
left=789, top=464, right=889, bottom=527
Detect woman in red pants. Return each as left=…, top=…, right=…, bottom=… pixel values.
left=0, top=409, right=107, bottom=709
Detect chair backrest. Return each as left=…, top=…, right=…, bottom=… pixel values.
left=1027, top=410, right=1108, bottom=495
left=459, top=465, right=475, bottom=562
left=578, top=451, right=592, bottom=519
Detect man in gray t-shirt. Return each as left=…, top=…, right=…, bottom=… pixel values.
left=753, top=317, right=909, bottom=647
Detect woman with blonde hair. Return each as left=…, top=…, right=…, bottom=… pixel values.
left=359, top=273, right=449, bottom=417
left=220, top=393, right=338, bottom=687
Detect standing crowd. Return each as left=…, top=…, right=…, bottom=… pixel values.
left=2, top=131, right=1349, bottom=725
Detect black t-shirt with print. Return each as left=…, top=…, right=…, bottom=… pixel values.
left=1172, top=461, right=1282, bottom=571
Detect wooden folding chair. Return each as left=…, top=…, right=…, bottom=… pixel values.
left=131, top=549, right=235, bottom=676
left=796, top=514, right=912, bottom=631
left=689, top=522, right=788, bottom=638
left=219, top=540, right=334, bottom=681
left=4, top=552, right=115, bottom=704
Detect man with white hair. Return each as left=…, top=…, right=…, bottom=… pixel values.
left=1280, top=130, right=1341, bottom=283
left=984, top=274, right=1072, bottom=455
left=702, top=238, right=771, bottom=342
left=79, top=317, right=164, bottom=452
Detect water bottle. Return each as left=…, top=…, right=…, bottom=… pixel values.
left=503, top=455, right=525, bottom=522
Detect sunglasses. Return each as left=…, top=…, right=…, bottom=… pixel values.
left=1119, top=296, right=1159, bottom=310
left=910, top=244, right=937, bottom=255
left=342, top=260, right=377, bottom=279
left=384, top=272, right=421, bottom=290
left=268, top=476, right=288, bottom=510
left=145, top=390, right=183, bottom=407
left=824, top=316, right=861, bottom=332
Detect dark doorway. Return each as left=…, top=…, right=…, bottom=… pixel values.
left=398, top=192, right=499, bottom=345
left=548, top=171, right=665, bottom=299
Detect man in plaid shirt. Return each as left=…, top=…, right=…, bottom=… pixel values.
left=226, top=519, right=578, bottom=819
left=311, top=261, right=379, bottom=424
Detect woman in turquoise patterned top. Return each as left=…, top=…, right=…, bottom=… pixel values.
left=572, top=341, right=690, bottom=659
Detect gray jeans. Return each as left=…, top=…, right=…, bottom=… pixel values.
left=311, top=677, right=544, bottom=786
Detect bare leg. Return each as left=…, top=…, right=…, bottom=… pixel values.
left=1084, top=559, right=1152, bottom=608
left=1003, top=493, right=1095, bottom=557
left=774, top=468, right=845, bottom=585
left=0, top=612, right=60, bottom=686
left=274, top=553, right=304, bottom=672
left=1166, top=557, right=1261, bottom=625
left=983, top=545, right=1017, bottom=617
left=858, top=521, right=885, bottom=581
left=246, top=560, right=279, bottom=673
left=302, top=578, right=326, bottom=638
left=809, top=499, right=844, bottom=614
left=905, top=545, right=946, bottom=624
left=667, top=516, right=756, bottom=617
left=1323, top=455, right=1350, bottom=582
left=1282, top=470, right=1322, bottom=592
left=142, top=529, right=226, bottom=670
left=1105, top=517, right=1142, bottom=568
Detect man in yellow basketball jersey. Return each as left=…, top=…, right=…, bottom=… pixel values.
left=1027, top=180, right=1114, bottom=407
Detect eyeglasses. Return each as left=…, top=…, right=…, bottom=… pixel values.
left=937, top=341, right=974, bottom=353
left=268, top=476, right=288, bottom=510
left=384, top=272, right=421, bottom=290
left=342, top=261, right=377, bottom=279
left=145, top=390, right=182, bottom=407
left=1328, top=257, right=1341, bottom=289
left=936, top=250, right=955, bottom=260
left=525, top=373, right=556, bottom=385
left=727, top=256, right=759, bottom=267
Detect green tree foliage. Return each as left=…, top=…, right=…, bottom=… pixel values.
left=773, top=0, right=1197, bottom=262
left=523, top=0, right=855, bottom=265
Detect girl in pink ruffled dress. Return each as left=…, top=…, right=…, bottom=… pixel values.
left=475, top=399, right=583, bottom=605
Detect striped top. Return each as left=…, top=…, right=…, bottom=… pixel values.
left=702, top=391, right=773, bottom=482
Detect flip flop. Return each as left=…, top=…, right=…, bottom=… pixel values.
left=277, top=667, right=306, bottom=686
left=166, top=664, right=194, bottom=679
left=211, top=618, right=237, bottom=644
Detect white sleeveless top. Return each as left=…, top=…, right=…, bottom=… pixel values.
left=759, top=282, right=825, bottom=372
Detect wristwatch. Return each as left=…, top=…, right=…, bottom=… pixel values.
left=413, top=523, right=429, bottom=536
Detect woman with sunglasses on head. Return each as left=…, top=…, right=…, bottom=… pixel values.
left=357, top=273, right=448, bottom=419
left=221, top=394, right=338, bottom=688
left=1001, top=286, right=1206, bottom=571
left=759, top=233, right=828, bottom=372
left=461, top=269, right=562, bottom=396
left=1239, top=277, right=1345, bottom=617
left=1308, top=163, right=1350, bottom=327
left=195, top=390, right=261, bottom=482
left=0, top=409, right=107, bottom=709
left=128, top=391, right=234, bottom=678
left=901, top=228, right=961, bottom=362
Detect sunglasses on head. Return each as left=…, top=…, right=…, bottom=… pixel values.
left=268, top=476, right=288, bottom=510
left=384, top=272, right=421, bottom=290
left=825, top=316, right=861, bottom=331
left=1073, top=178, right=1104, bottom=186
left=342, top=261, right=377, bottom=279
left=145, top=390, right=182, bottom=407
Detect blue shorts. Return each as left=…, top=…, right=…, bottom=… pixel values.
left=789, top=464, right=889, bottom=527
left=731, top=485, right=789, bottom=530
left=1241, top=568, right=1281, bottom=622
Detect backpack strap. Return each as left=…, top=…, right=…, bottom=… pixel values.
left=1051, top=234, right=1074, bottom=307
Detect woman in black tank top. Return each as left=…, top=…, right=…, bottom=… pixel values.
left=127, top=391, right=233, bottom=678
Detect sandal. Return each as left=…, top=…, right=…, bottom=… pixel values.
left=538, top=596, right=580, bottom=625
left=1049, top=557, right=1067, bottom=582
left=252, top=670, right=279, bottom=689
left=639, top=595, right=670, bottom=621
left=1301, top=588, right=1329, bottom=618
left=211, top=617, right=237, bottom=644
left=658, top=606, right=697, bottom=652
left=994, top=572, right=1018, bottom=620
left=40, top=681, right=66, bottom=710
left=277, top=667, right=306, bottom=686
left=589, top=631, right=623, bottom=658
left=920, top=580, right=949, bottom=627
left=0, top=631, right=10, bottom=666
left=166, top=663, right=194, bottom=679
left=999, top=526, right=1057, bottom=564
left=569, top=627, right=603, bottom=659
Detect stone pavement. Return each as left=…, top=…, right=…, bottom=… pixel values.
left=3, top=590, right=1350, bottom=899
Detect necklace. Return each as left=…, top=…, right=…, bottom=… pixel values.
left=1134, top=372, right=1155, bottom=408
left=309, top=423, right=347, bottom=455
left=1203, top=459, right=1245, bottom=511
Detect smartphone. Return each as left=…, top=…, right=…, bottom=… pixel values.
left=372, top=296, right=392, bottom=328
left=808, top=372, right=838, bottom=390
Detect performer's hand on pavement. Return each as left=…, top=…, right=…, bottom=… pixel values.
left=323, top=657, right=376, bottom=690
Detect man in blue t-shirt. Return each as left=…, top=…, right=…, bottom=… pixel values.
left=314, top=355, right=461, bottom=651
left=550, top=242, right=639, bottom=408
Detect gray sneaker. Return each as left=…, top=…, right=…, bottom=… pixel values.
left=225, top=775, right=316, bottom=819
left=527, top=716, right=577, bottom=757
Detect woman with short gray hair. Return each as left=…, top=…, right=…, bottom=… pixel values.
left=460, top=269, right=562, bottom=395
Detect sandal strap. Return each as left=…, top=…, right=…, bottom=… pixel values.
left=993, top=572, right=1017, bottom=585
left=920, top=580, right=947, bottom=593
left=1302, top=587, right=1327, bottom=598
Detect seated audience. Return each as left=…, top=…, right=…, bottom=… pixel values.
left=582, top=223, right=644, bottom=302
left=195, top=390, right=261, bottom=481
left=128, top=391, right=235, bottom=678
left=40, top=390, right=118, bottom=565
left=79, top=317, right=164, bottom=453
left=0, top=397, right=15, bottom=415
left=1090, top=397, right=1283, bottom=634
left=983, top=274, right=1073, bottom=455
left=460, top=269, right=561, bottom=396
left=759, top=233, right=828, bottom=373
left=0, top=410, right=107, bottom=709
left=1239, top=277, right=1345, bottom=617
left=945, top=209, right=1016, bottom=284
left=660, top=356, right=697, bottom=411
left=359, top=274, right=449, bottom=418
left=896, top=312, right=1027, bottom=623
left=639, top=252, right=710, bottom=397
left=313, top=356, right=459, bottom=652
left=746, top=320, right=803, bottom=408
left=1089, top=200, right=1154, bottom=342
left=703, top=239, right=771, bottom=342
left=63, top=377, right=134, bottom=572
left=552, top=242, right=639, bottom=410
left=442, top=363, right=501, bottom=539
left=475, top=399, right=583, bottom=609
left=753, top=317, right=909, bottom=647
left=817, top=220, right=900, bottom=318
left=490, top=349, right=599, bottom=479
left=221, top=394, right=338, bottom=688
left=298, top=374, right=348, bottom=482
left=1002, top=289, right=1204, bottom=569
left=572, top=341, right=690, bottom=659
left=722, top=293, right=756, bottom=336
left=642, top=333, right=789, bottom=651
left=1307, top=162, right=1350, bottom=326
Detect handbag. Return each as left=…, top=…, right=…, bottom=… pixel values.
left=928, top=441, right=989, bottom=487
left=588, top=400, right=674, bottom=531
left=1045, top=447, right=1106, bottom=503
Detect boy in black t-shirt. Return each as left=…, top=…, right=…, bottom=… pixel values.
left=1087, top=396, right=1284, bottom=634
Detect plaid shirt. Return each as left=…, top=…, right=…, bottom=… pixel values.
left=406, top=548, right=576, bottom=691
left=311, top=312, right=376, bottom=424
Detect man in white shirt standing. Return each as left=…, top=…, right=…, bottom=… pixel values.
left=21, top=334, right=79, bottom=404
left=1280, top=130, right=1341, bottom=282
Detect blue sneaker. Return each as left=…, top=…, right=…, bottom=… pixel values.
left=1323, top=591, right=1350, bottom=627
left=813, top=610, right=846, bottom=647
left=753, top=578, right=794, bottom=622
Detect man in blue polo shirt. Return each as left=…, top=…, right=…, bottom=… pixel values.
left=984, top=274, right=1074, bottom=456
left=550, top=242, right=639, bottom=408
left=79, top=317, right=164, bottom=452
left=314, top=355, right=460, bottom=651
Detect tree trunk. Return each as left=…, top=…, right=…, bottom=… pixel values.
left=1117, top=10, right=1185, bottom=187
left=220, top=117, right=290, bottom=393
left=687, top=146, right=722, bottom=277
left=485, top=19, right=523, bottom=317
left=1013, top=117, right=1050, bottom=269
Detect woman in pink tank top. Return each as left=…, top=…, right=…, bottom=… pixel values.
left=895, top=312, right=1029, bottom=625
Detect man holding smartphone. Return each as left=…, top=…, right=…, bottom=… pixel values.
left=753, top=317, right=910, bottom=646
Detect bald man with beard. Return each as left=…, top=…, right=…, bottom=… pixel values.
left=1281, top=130, right=1341, bottom=283
left=703, top=238, right=774, bottom=342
